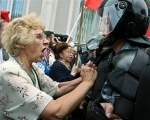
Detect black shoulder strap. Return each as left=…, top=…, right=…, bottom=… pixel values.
left=91, top=49, right=114, bottom=101
left=145, top=47, right=150, bottom=65
left=91, top=60, right=113, bottom=101
left=128, top=48, right=149, bottom=78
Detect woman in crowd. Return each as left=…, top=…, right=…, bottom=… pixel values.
left=49, top=42, right=80, bottom=82
left=36, top=35, right=50, bottom=75
left=44, top=30, right=56, bottom=68
left=0, top=13, right=97, bottom=120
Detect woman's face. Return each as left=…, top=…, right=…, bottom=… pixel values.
left=24, top=28, right=46, bottom=62
left=44, top=37, right=50, bottom=48
left=60, top=48, right=73, bottom=63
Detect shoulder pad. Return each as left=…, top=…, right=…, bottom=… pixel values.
left=128, top=36, right=150, bottom=47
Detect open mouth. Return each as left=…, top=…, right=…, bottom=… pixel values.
left=70, top=57, right=73, bottom=59
left=42, top=48, right=46, bottom=53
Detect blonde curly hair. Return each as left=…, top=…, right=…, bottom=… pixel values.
left=1, top=13, right=45, bottom=56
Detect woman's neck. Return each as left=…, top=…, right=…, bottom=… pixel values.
left=15, top=55, right=36, bottom=86
left=16, top=55, right=32, bottom=73
left=59, top=59, right=70, bottom=67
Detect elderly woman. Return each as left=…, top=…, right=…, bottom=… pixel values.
left=0, top=13, right=97, bottom=120
left=50, top=42, right=80, bottom=82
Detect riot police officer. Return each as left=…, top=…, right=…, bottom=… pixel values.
left=86, top=0, right=150, bottom=120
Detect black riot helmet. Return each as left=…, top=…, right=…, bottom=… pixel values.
left=92, top=0, right=149, bottom=45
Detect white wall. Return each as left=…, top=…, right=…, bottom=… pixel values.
left=41, top=0, right=55, bottom=31
left=22, top=0, right=81, bottom=39
left=52, top=0, right=81, bottom=37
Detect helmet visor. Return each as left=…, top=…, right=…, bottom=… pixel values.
left=91, top=1, right=127, bottom=37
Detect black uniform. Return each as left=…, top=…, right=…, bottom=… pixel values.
left=85, top=0, right=150, bottom=119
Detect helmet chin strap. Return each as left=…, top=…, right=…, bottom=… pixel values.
left=101, top=35, right=116, bottom=47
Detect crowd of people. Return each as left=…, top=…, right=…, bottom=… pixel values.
left=1, top=0, right=150, bottom=120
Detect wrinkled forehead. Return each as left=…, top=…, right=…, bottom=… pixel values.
left=33, top=28, right=43, bottom=34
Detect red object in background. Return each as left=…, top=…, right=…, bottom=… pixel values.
left=84, top=0, right=103, bottom=11
left=0, top=10, right=10, bottom=22
left=146, top=25, right=150, bottom=37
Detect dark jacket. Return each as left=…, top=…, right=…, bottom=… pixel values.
left=49, top=61, right=76, bottom=82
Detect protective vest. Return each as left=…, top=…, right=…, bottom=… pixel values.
left=87, top=36, right=150, bottom=120
left=109, top=48, right=149, bottom=119
left=108, top=36, right=150, bottom=119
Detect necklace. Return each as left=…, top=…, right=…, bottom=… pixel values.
left=14, top=57, right=36, bottom=86
left=58, top=60, right=71, bottom=70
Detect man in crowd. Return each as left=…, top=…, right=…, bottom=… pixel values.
left=0, top=10, right=10, bottom=64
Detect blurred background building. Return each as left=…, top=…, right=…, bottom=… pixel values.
left=0, top=0, right=96, bottom=44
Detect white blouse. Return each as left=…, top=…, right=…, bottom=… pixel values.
left=0, top=57, right=59, bottom=120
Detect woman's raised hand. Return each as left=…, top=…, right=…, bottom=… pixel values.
left=80, top=61, right=97, bottom=85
